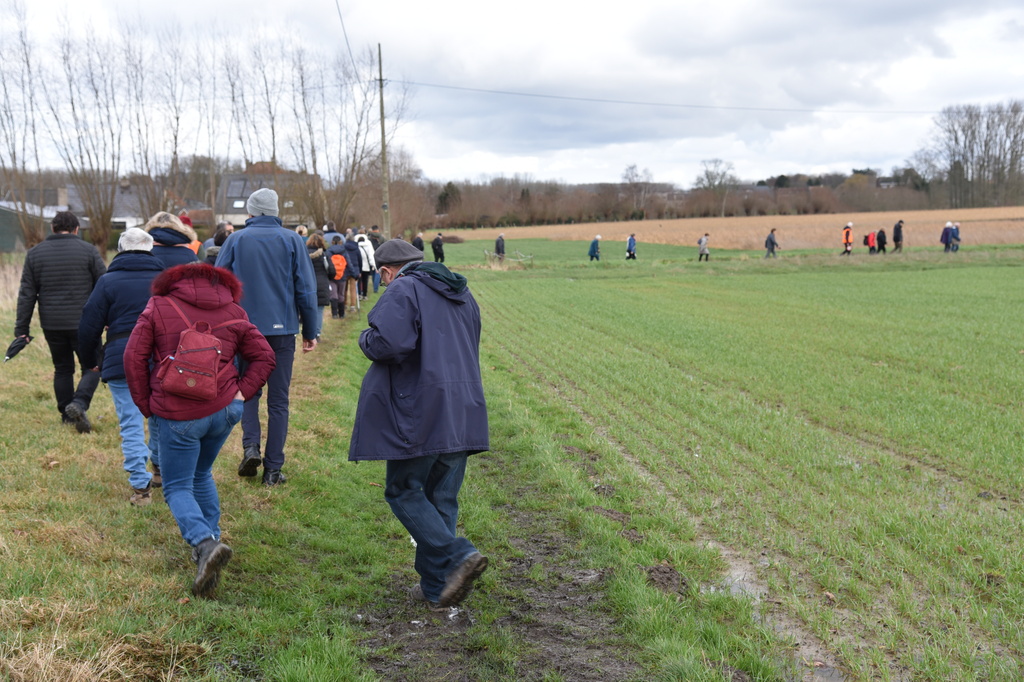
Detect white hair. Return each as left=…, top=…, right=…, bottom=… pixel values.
left=118, top=227, right=154, bottom=252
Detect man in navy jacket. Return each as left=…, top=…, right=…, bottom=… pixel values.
left=349, top=238, right=489, bottom=609
left=216, top=188, right=319, bottom=486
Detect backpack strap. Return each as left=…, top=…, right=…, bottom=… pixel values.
left=163, top=297, right=193, bottom=326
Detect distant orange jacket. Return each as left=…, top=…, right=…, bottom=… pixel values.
left=867, top=232, right=877, bottom=248
left=842, top=227, right=852, bottom=245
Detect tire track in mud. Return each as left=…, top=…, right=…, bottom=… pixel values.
left=491, top=333, right=852, bottom=682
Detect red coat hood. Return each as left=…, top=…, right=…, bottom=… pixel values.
left=151, top=263, right=243, bottom=310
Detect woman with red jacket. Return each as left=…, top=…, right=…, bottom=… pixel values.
left=125, top=263, right=275, bottom=597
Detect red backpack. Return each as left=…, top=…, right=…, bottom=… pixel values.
left=330, top=253, right=347, bottom=280
left=155, top=297, right=244, bottom=401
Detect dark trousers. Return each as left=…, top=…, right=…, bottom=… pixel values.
left=385, top=452, right=477, bottom=602
left=43, top=328, right=100, bottom=417
left=358, top=272, right=371, bottom=298
left=433, top=249, right=444, bottom=263
left=240, top=334, right=295, bottom=471
left=626, top=252, right=636, bottom=260
left=878, top=245, right=887, bottom=254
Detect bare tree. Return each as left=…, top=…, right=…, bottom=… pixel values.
left=0, top=1, right=48, bottom=246
left=923, top=101, right=1024, bottom=208
left=693, top=159, right=739, bottom=217
left=622, top=164, right=653, bottom=218
left=42, top=25, right=124, bottom=252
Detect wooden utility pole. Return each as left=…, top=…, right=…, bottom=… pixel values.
left=378, top=43, right=392, bottom=239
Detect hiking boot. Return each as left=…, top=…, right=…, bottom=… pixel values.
left=191, top=538, right=233, bottom=598
left=63, top=401, right=92, bottom=434
left=150, top=463, right=162, bottom=488
left=262, top=469, right=287, bottom=487
left=410, top=584, right=446, bottom=611
left=438, top=552, right=488, bottom=607
left=129, top=484, right=152, bottom=506
left=238, top=444, right=262, bottom=477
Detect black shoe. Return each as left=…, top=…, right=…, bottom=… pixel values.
left=262, top=469, right=287, bottom=487
left=438, top=552, right=488, bottom=607
left=191, top=538, right=233, bottom=598
left=238, top=444, right=261, bottom=477
left=63, top=401, right=92, bottom=434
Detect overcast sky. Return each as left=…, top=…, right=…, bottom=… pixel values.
left=19, top=0, right=1024, bottom=187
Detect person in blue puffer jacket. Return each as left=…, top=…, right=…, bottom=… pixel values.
left=78, top=228, right=165, bottom=505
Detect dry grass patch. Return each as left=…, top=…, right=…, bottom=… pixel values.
left=0, top=630, right=208, bottom=682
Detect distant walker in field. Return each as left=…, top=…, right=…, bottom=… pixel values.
left=589, top=235, right=602, bottom=261
left=626, top=233, right=637, bottom=260
left=698, top=233, right=710, bottom=262
left=877, top=228, right=888, bottom=255
left=432, top=232, right=445, bottom=262
left=892, top=220, right=904, bottom=253
left=764, top=229, right=779, bottom=259
left=841, top=223, right=853, bottom=256
left=494, top=233, right=505, bottom=261
left=349, top=238, right=490, bottom=609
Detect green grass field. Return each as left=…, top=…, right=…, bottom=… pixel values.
left=1, top=240, right=1022, bottom=680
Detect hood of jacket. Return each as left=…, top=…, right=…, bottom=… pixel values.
left=151, top=262, right=242, bottom=310
left=308, top=246, right=324, bottom=259
left=107, top=250, right=165, bottom=273
left=148, top=225, right=195, bottom=246
left=399, top=261, right=469, bottom=299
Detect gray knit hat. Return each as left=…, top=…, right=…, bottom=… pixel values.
left=374, top=238, right=425, bottom=266
left=118, top=227, right=154, bottom=252
left=247, top=188, right=279, bottom=217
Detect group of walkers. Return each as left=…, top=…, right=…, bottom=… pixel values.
left=842, top=220, right=902, bottom=255
left=14, top=189, right=490, bottom=609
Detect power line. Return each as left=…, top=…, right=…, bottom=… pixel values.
left=333, top=0, right=360, bottom=76
left=396, top=79, right=942, bottom=116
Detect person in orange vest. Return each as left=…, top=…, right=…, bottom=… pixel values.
left=841, top=222, right=853, bottom=256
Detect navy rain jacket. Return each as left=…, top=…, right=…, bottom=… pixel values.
left=78, top=250, right=165, bottom=380
left=349, top=262, right=489, bottom=461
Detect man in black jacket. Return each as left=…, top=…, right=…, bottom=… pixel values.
left=15, top=211, right=107, bottom=432
left=431, top=233, right=445, bottom=263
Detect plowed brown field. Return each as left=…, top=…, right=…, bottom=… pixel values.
left=461, top=206, right=1024, bottom=250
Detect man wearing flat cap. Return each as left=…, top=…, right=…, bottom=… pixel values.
left=216, top=188, right=319, bottom=486
left=349, top=238, right=490, bottom=609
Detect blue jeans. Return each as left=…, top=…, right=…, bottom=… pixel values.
left=148, top=417, right=161, bottom=470
left=372, top=270, right=380, bottom=293
left=240, top=335, right=295, bottom=471
left=156, top=400, right=243, bottom=547
left=107, top=379, right=153, bottom=490
left=385, top=452, right=477, bottom=602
